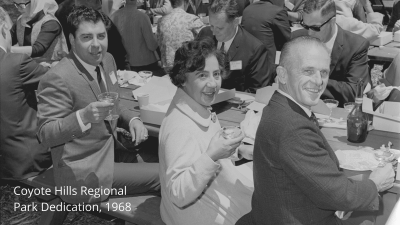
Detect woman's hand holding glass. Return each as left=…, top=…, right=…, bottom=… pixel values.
left=206, top=130, right=245, bottom=161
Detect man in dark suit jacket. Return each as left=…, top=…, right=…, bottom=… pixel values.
left=55, top=0, right=130, bottom=70
left=242, top=0, right=291, bottom=84
left=0, top=7, right=52, bottom=180
left=197, top=0, right=270, bottom=93
left=37, top=6, right=159, bottom=204
left=236, top=36, right=395, bottom=225
left=291, top=0, right=370, bottom=107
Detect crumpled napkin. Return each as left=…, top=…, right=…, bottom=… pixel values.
left=240, top=110, right=262, bottom=145
left=373, top=83, right=400, bottom=101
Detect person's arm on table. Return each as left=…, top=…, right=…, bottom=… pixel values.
left=280, top=126, right=379, bottom=211
left=324, top=39, right=370, bottom=104
left=19, top=54, right=49, bottom=86
left=244, top=45, right=270, bottom=93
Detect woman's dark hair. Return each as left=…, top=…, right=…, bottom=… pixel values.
left=170, top=37, right=226, bottom=88
left=67, top=5, right=111, bottom=38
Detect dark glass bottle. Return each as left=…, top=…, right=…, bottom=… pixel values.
left=347, top=80, right=369, bottom=143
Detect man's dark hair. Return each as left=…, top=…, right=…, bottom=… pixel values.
left=67, top=5, right=111, bottom=37
left=303, top=0, right=336, bottom=16
left=209, top=0, right=238, bottom=22
left=170, top=37, right=227, bottom=88
left=75, top=0, right=103, bottom=11
left=170, top=0, right=185, bottom=8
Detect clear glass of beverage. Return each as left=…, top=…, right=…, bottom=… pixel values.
left=323, top=99, right=339, bottom=122
left=344, top=102, right=355, bottom=113
left=222, top=126, right=242, bottom=139
left=97, top=92, right=119, bottom=120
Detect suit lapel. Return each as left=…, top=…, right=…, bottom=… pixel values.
left=227, top=26, right=242, bottom=61
left=69, top=52, right=102, bottom=100
left=329, top=26, right=344, bottom=75
left=273, top=92, right=310, bottom=120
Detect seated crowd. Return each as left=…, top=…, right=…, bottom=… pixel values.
left=0, top=0, right=399, bottom=224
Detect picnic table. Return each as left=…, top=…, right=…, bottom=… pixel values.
left=119, top=84, right=400, bottom=224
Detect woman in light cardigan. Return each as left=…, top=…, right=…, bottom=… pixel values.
left=11, top=0, right=68, bottom=61
left=158, top=38, right=254, bottom=225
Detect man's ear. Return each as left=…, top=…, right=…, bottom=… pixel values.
left=233, top=17, right=240, bottom=27
left=0, top=24, right=6, bottom=39
left=276, top=66, right=288, bottom=85
left=69, top=33, right=75, bottom=51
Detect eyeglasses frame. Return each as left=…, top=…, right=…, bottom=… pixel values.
left=13, top=1, right=31, bottom=9
left=300, top=15, right=336, bottom=32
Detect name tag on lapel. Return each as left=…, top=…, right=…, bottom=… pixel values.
left=230, top=61, right=242, bottom=70
left=109, top=71, right=117, bottom=85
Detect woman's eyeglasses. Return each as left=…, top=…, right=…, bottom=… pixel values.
left=13, top=1, right=31, bottom=9
left=300, top=16, right=335, bottom=32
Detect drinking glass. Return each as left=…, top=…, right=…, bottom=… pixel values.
left=98, top=92, right=119, bottom=120
left=344, top=102, right=355, bottom=113
left=323, top=99, right=339, bottom=122
left=222, top=126, right=241, bottom=139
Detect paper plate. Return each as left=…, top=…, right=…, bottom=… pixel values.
left=335, top=148, right=400, bottom=171
left=335, top=148, right=379, bottom=171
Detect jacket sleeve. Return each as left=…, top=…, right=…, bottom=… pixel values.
left=19, top=54, right=49, bottom=87
left=244, top=44, right=270, bottom=93
left=280, top=124, right=379, bottom=211
left=387, top=1, right=400, bottom=32
left=36, top=71, right=85, bottom=148
left=336, top=14, right=383, bottom=41
left=142, top=14, right=158, bottom=51
left=274, top=8, right=291, bottom=51
left=150, top=0, right=172, bottom=16
left=162, top=129, right=220, bottom=208
left=31, top=20, right=62, bottom=58
left=324, top=39, right=371, bottom=105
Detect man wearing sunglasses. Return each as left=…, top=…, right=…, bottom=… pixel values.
left=292, top=0, right=371, bottom=107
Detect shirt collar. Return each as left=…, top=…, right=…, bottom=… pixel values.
left=277, top=89, right=312, bottom=117
left=0, top=45, right=7, bottom=53
left=172, top=88, right=213, bottom=128
left=325, top=24, right=338, bottom=54
left=219, top=26, right=238, bottom=52
left=73, top=51, right=97, bottom=75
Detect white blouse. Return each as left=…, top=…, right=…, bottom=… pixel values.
left=159, top=88, right=254, bottom=225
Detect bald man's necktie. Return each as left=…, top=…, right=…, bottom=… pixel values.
left=95, top=66, right=107, bottom=93
left=310, top=112, right=320, bottom=128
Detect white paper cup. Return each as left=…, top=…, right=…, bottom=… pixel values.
left=139, top=71, right=153, bottom=79
left=154, top=15, right=162, bottom=25
left=137, top=93, right=149, bottom=108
